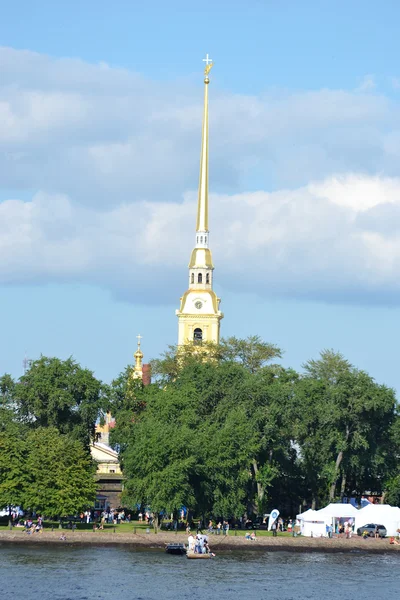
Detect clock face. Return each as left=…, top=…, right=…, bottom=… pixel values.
left=195, top=301, right=203, bottom=310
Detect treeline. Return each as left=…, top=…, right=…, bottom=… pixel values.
left=110, top=338, right=400, bottom=523
left=0, top=338, right=399, bottom=521
left=0, top=358, right=104, bottom=517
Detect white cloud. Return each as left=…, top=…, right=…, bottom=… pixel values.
left=1, top=48, right=400, bottom=305
left=1, top=174, right=400, bottom=305
left=1, top=46, right=400, bottom=207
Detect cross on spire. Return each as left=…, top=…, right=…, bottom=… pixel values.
left=136, top=333, right=142, bottom=347
left=203, top=53, right=213, bottom=66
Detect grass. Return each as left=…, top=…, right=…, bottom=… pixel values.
left=0, top=519, right=292, bottom=537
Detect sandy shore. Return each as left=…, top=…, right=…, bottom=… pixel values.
left=1, top=530, right=399, bottom=554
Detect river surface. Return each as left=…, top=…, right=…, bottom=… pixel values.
left=0, top=545, right=398, bottom=600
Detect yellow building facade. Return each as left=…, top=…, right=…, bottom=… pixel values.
left=176, top=57, right=223, bottom=345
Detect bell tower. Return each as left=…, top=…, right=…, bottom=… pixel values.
left=176, top=55, right=223, bottom=345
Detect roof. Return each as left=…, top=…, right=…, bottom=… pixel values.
left=315, top=503, right=358, bottom=518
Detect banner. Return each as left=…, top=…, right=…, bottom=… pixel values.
left=268, top=508, right=280, bottom=531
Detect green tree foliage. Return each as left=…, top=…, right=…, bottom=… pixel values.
left=115, top=344, right=299, bottom=521
left=0, top=374, right=15, bottom=406
left=0, top=411, right=28, bottom=511
left=118, top=360, right=256, bottom=521
left=0, top=418, right=97, bottom=516
left=116, top=342, right=399, bottom=518
left=13, top=356, right=106, bottom=449
left=107, top=365, right=147, bottom=416
left=219, top=336, right=282, bottom=373
left=296, top=350, right=398, bottom=505
left=150, top=336, right=281, bottom=383
left=0, top=358, right=102, bottom=516
left=23, top=427, right=97, bottom=517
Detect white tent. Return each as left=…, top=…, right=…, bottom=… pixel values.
left=296, top=509, right=326, bottom=537
left=354, top=504, right=400, bottom=537
left=315, top=503, right=358, bottom=519
left=313, top=503, right=359, bottom=534
left=296, top=508, right=317, bottom=520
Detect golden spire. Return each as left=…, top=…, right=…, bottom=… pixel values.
left=132, top=334, right=144, bottom=380
left=196, top=54, right=213, bottom=233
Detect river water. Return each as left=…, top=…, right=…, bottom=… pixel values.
left=0, top=545, right=397, bottom=600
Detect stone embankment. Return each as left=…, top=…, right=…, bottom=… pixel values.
left=1, top=530, right=399, bottom=554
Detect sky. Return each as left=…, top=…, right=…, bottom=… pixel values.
left=1, top=0, right=400, bottom=392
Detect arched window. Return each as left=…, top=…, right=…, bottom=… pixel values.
left=197, top=236, right=199, bottom=244
left=198, top=273, right=202, bottom=284
left=205, top=236, right=207, bottom=244
left=194, top=328, right=203, bottom=343
left=191, top=273, right=194, bottom=284
left=206, top=273, right=210, bottom=284
left=200, top=236, right=203, bottom=243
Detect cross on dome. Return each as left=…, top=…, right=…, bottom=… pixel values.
left=136, top=333, right=142, bottom=346
left=203, top=54, right=213, bottom=66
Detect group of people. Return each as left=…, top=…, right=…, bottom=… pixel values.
left=207, top=519, right=229, bottom=535
left=80, top=509, right=130, bottom=526
left=21, top=516, right=43, bottom=534
left=187, top=533, right=213, bottom=554
left=138, top=511, right=154, bottom=525
left=334, top=521, right=354, bottom=538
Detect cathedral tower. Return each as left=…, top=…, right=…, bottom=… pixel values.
left=176, top=56, right=223, bottom=345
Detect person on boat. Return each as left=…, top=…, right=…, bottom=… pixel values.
left=196, top=535, right=204, bottom=553
left=188, top=534, right=195, bottom=551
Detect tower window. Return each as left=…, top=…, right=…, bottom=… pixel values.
left=205, top=236, right=207, bottom=243
left=200, top=236, right=203, bottom=243
left=191, top=273, right=194, bottom=284
left=194, top=328, right=203, bottom=343
left=198, top=273, right=202, bottom=284
left=206, top=273, right=210, bottom=284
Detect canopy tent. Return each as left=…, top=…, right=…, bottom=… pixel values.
left=354, top=504, right=400, bottom=537
left=296, top=508, right=317, bottom=520
left=315, top=503, right=358, bottom=519
left=300, top=504, right=358, bottom=536
left=296, top=509, right=325, bottom=537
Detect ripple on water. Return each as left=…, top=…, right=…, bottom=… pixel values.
left=0, top=545, right=398, bottom=600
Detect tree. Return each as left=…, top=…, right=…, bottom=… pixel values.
left=149, top=341, right=223, bottom=382
left=294, top=376, right=340, bottom=508
left=150, top=336, right=282, bottom=382
left=0, top=374, right=15, bottom=406
left=107, top=365, right=147, bottom=416
left=298, top=351, right=398, bottom=503
left=302, top=349, right=352, bottom=383
left=116, top=345, right=298, bottom=522
left=14, top=356, right=106, bottom=449
left=219, top=336, right=282, bottom=373
left=23, top=427, right=97, bottom=517
left=0, top=412, right=28, bottom=511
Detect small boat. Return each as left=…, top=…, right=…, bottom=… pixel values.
left=165, top=543, right=187, bottom=555
left=186, top=551, right=214, bottom=559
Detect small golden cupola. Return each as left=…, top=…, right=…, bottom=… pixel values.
left=176, top=55, right=223, bottom=346
left=131, top=334, right=144, bottom=380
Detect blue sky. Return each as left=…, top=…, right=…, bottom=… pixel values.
left=1, top=0, right=400, bottom=393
